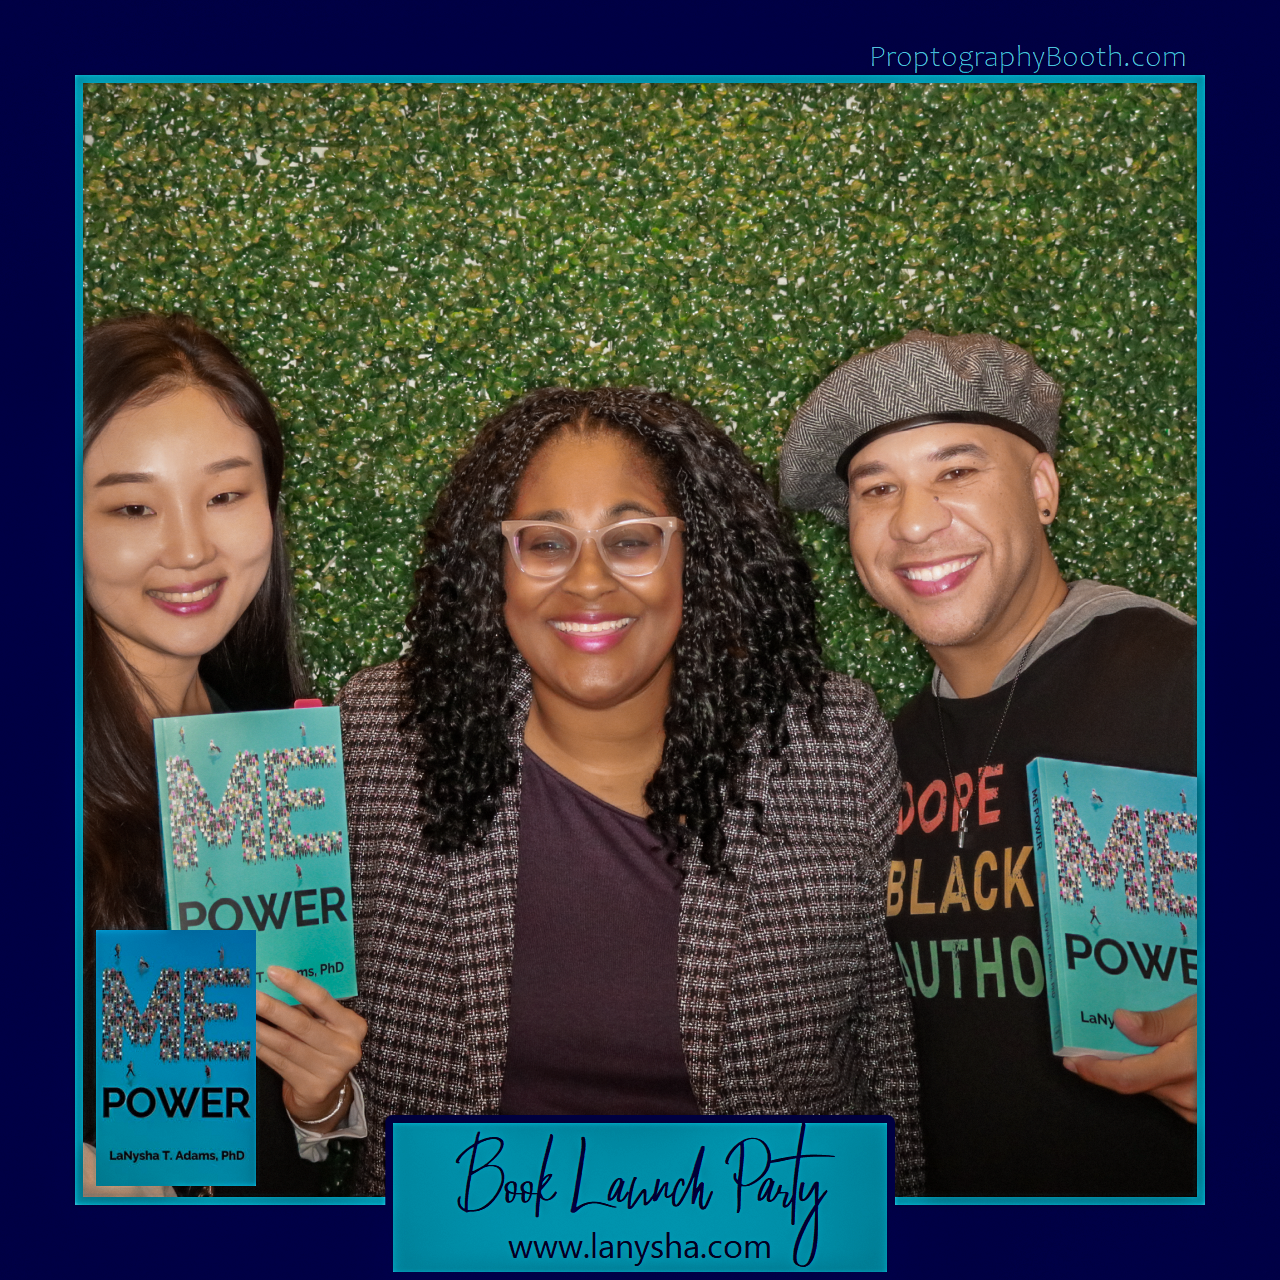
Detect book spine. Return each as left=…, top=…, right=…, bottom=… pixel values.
left=1027, top=762, right=1063, bottom=1053
left=154, top=720, right=175, bottom=929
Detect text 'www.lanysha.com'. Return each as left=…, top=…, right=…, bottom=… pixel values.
left=508, top=1233, right=772, bottom=1264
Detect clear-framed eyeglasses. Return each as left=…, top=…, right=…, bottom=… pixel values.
left=501, top=517, right=685, bottom=580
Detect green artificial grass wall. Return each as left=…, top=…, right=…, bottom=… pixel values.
left=83, top=82, right=1197, bottom=715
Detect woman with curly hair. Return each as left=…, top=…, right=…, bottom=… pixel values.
left=335, top=386, right=923, bottom=1195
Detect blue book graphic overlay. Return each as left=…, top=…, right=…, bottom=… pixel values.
left=1027, top=758, right=1197, bottom=1057
left=95, top=929, right=256, bottom=1186
left=153, top=706, right=357, bottom=1002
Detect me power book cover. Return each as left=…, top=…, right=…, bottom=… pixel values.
left=1026, top=758, right=1198, bottom=1057
left=153, top=706, right=357, bottom=1002
left=96, top=929, right=256, bottom=1186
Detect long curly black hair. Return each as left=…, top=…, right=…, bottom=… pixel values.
left=402, top=386, right=826, bottom=872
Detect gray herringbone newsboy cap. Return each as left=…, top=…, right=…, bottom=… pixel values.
left=780, top=330, right=1062, bottom=526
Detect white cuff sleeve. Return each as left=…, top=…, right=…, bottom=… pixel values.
left=289, top=1075, right=369, bottom=1163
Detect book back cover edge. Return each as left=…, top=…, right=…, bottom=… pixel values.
left=1027, top=759, right=1064, bottom=1054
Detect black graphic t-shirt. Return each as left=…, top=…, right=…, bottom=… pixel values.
left=889, top=607, right=1197, bottom=1196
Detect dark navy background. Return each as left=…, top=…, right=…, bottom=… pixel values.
left=20, top=13, right=1246, bottom=1273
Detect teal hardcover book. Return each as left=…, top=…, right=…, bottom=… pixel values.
left=96, top=928, right=256, bottom=1186
left=153, top=706, right=357, bottom=1003
left=1026, top=758, right=1198, bottom=1058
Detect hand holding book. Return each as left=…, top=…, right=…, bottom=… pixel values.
left=1026, top=758, right=1198, bottom=1127
left=152, top=706, right=358, bottom=1005
left=255, top=965, right=368, bottom=1134
left=1063, top=994, right=1198, bottom=1124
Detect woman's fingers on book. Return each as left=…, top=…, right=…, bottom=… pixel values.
left=256, top=1015, right=362, bottom=1116
left=256, top=988, right=367, bottom=1054
left=265, top=964, right=334, bottom=1011
left=1112, top=995, right=1197, bottom=1047
left=255, top=1038, right=348, bottom=1119
left=254, top=979, right=366, bottom=1116
left=263, top=965, right=368, bottom=1039
left=256, top=1017, right=355, bottom=1079
left=254, top=1035, right=304, bottom=1083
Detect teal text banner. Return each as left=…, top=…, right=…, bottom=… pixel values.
left=389, top=1116, right=888, bottom=1272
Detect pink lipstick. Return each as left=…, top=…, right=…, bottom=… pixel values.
left=548, top=612, right=636, bottom=653
left=147, top=578, right=225, bottom=616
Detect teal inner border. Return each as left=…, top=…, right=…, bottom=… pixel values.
left=74, top=71, right=1205, bottom=1210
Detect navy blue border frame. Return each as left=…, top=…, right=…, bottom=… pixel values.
left=73, top=72, right=1204, bottom=1221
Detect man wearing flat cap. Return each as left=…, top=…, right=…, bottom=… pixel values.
left=781, top=331, right=1197, bottom=1196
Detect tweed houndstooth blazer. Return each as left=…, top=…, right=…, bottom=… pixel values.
left=338, top=660, right=925, bottom=1196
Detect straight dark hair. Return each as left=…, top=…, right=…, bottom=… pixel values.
left=82, top=312, right=307, bottom=931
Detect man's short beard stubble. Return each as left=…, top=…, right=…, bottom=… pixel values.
left=905, top=591, right=1008, bottom=650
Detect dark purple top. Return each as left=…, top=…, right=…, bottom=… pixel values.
left=499, top=747, right=700, bottom=1115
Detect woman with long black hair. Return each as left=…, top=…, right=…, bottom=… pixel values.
left=82, top=312, right=365, bottom=1196
left=338, top=386, right=924, bottom=1196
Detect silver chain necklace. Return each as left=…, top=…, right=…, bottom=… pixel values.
left=935, top=641, right=1032, bottom=850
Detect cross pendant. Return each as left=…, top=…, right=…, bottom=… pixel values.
left=957, top=807, right=970, bottom=850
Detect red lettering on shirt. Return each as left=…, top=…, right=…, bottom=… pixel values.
left=918, top=780, right=948, bottom=833
left=978, top=764, right=1003, bottom=825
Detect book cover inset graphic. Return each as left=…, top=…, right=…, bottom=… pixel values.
left=95, top=929, right=256, bottom=1186
left=154, top=707, right=357, bottom=1002
left=1027, top=758, right=1197, bottom=1058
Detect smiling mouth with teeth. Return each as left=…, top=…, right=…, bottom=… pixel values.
left=550, top=618, right=635, bottom=634
left=900, top=555, right=978, bottom=583
left=148, top=582, right=222, bottom=603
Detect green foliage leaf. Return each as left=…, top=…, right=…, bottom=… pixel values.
left=83, top=83, right=1196, bottom=715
